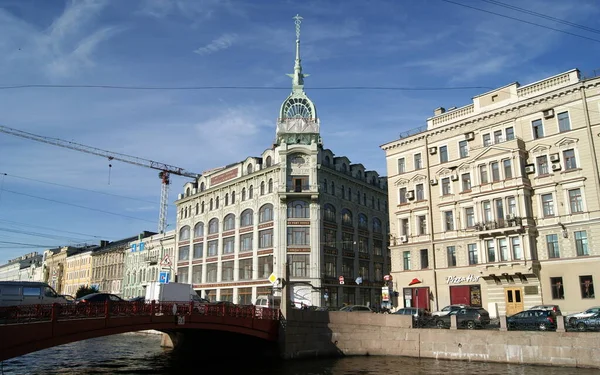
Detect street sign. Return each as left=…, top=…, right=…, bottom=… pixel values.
left=355, top=277, right=363, bottom=285
left=159, top=271, right=170, bottom=284
left=160, top=254, right=172, bottom=267
left=338, top=276, right=345, bottom=285
left=268, top=273, right=277, bottom=284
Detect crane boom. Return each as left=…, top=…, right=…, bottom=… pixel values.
left=0, top=124, right=200, bottom=233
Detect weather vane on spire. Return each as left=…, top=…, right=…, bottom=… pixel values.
left=293, top=14, right=303, bottom=40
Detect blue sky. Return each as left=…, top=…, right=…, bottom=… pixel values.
left=0, top=0, right=599, bottom=264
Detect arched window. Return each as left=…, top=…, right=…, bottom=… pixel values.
left=260, top=182, right=265, bottom=195
left=208, top=218, right=219, bottom=234
left=358, top=213, right=368, bottom=229
left=348, top=187, right=352, bottom=200
left=287, top=200, right=309, bottom=218
left=324, top=204, right=336, bottom=222
left=342, top=163, right=347, bottom=172
left=241, top=209, right=253, bottom=227
left=341, top=185, right=345, bottom=199
left=331, top=181, right=335, bottom=196
left=323, top=179, right=328, bottom=193
left=249, top=185, right=253, bottom=199
left=195, top=203, right=199, bottom=215
left=184, top=207, right=188, bottom=218
left=194, top=222, right=204, bottom=237
left=341, top=209, right=353, bottom=226
left=371, top=197, right=375, bottom=208
left=201, top=201, right=205, bottom=213
left=259, top=204, right=274, bottom=223
left=215, top=196, right=219, bottom=209
left=242, top=188, right=246, bottom=201
left=324, top=155, right=330, bottom=165
left=223, top=214, right=235, bottom=231
left=363, top=193, right=367, bottom=205
left=179, top=225, right=190, bottom=240
left=209, top=198, right=213, bottom=211
left=225, top=193, right=229, bottom=206
left=266, top=156, right=272, bottom=167
left=186, top=187, right=190, bottom=196
left=268, top=179, right=273, bottom=193
left=357, top=190, right=360, bottom=203
left=373, top=218, right=382, bottom=233
left=231, top=191, right=236, bottom=204
left=247, top=164, right=253, bottom=174
left=200, top=182, right=205, bottom=191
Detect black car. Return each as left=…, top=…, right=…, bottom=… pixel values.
left=76, top=293, right=125, bottom=304
left=507, top=309, right=556, bottom=331
left=572, top=312, right=600, bottom=332
left=435, top=307, right=490, bottom=329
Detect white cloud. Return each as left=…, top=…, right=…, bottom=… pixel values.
left=193, top=33, right=237, bottom=55
left=138, top=0, right=239, bottom=20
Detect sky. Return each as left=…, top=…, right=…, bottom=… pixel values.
left=0, top=0, right=599, bottom=264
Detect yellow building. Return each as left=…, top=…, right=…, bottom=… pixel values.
left=63, top=250, right=93, bottom=297
left=382, top=69, right=600, bottom=316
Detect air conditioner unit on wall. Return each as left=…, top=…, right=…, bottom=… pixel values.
left=551, top=163, right=561, bottom=171
left=464, top=132, right=475, bottom=141
left=399, top=235, right=408, bottom=243
left=549, top=153, right=560, bottom=162
left=451, top=174, right=459, bottom=181
left=429, top=146, right=437, bottom=155
left=406, top=190, right=415, bottom=200
left=525, top=165, right=535, bottom=174
left=543, top=109, right=555, bottom=119
left=430, top=178, right=438, bottom=185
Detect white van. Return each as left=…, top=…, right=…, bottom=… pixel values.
left=255, top=295, right=281, bottom=309
left=0, top=281, right=68, bottom=307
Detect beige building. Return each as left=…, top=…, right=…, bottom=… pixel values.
left=382, top=69, right=600, bottom=316
left=63, top=249, right=93, bottom=297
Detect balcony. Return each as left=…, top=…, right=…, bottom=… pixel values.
left=144, top=255, right=158, bottom=265
left=474, top=217, right=525, bottom=237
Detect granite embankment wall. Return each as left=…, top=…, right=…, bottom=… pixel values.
left=280, top=310, right=600, bottom=369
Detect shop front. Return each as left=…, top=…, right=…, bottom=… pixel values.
left=402, top=286, right=430, bottom=310
left=439, top=272, right=485, bottom=310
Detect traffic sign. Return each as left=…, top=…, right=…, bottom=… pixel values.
left=160, top=254, right=172, bottom=267
left=338, top=276, right=345, bottom=285
left=159, top=271, right=170, bottom=284
left=268, top=273, right=277, bottom=284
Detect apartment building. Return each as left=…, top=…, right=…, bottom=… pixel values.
left=0, top=252, right=43, bottom=282
left=174, top=17, right=390, bottom=308
left=382, top=69, right=600, bottom=316
left=63, top=249, right=93, bottom=297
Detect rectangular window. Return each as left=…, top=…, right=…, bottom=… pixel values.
left=259, top=229, right=273, bottom=248
left=289, top=254, right=309, bottom=277
left=399, top=187, right=407, bottom=204
left=503, top=159, right=512, bottom=179
left=401, top=218, right=409, bottom=236
left=444, top=211, right=454, bottom=231
left=325, top=256, right=336, bottom=278
left=557, top=111, right=570, bottom=132
left=240, top=233, right=253, bottom=252
left=403, top=251, right=411, bottom=270
left=468, top=244, right=478, bottom=265
left=575, top=230, right=589, bottom=256
left=359, top=261, right=370, bottom=281
left=193, top=243, right=203, bottom=259
left=342, top=259, right=354, bottom=279
left=569, top=188, right=583, bottom=213
left=494, top=198, right=504, bottom=221
left=493, top=130, right=503, bottom=144
left=324, top=228, right=336, bottom=247
left=546, top=234, right=560, bottom=258
left=418, top=215, right=427, bottom=235
left=287, top=227, right=310, bottom=246
left=479, top=164, right=488, bottom=184
left=532, top=119, right=544, bottom=139
left=221, top=261, right=234, bottom=281
left=459, top=140, right=468, bottom=158
left=491, top=162, right=500, bottom=182
left=192, top=265, right=202, bottom=284
left=238, top=258, right=253, bottom=280
left=178, top=246, right=189, bottom=261
left=358, top=236, right=369, bottom=253
left=483, top=134, right=491, bottom=147
left=505, top=127, right=515, bottom=141
left=511, top=237, right=522, bottom=260
left=483, top=201, right=492, bottom=222
left=374, top=263, right=383, bottom=281
left=461, top=173, right=471, bottom=191
left=398, top=158, right=406, bottom=174
left=414, top=153, right=422, bottom=170
left=550, top=277, right=564, bottom=299
left=537, top=155, right=549, bottom=175
left=441, top=177, right=451, bottom=195
left=439, top=145, right=448, bottom=163
left=465, top=207, right=475, bottom=228
left=486, top=239, right=495, bottom=262
left=563, top=149, right=577, bottom=170
left=223, top=237, right=235, bottom=254
left=447, top=246, right=457, bottom=267
left=208, top=240, right=218, bottom=257
left=541, top=194, right=555, bottom=217
left=420, top=249, right=429, bottom=269
left=238, top=288, right=252, bottom=305
left=416, top=184, right=424, bottom=200
left=177, top=266, right=189, bottom=283
left=498, top=238, right=509, bottom=261
left=258, top=256, right=273, bottom=278
left=342, top=232, right=353, bottom=250
left=373, top=239, right=383, bottom=256
left=580, top=275, right=595, bottom=299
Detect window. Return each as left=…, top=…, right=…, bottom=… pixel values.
left=177, top=267, right=189, bottom=283
left=419, top=249, right=429, bottom=269
left=536, top=155, right=549, bottom=175
left=373, top=239, right=383, bottom=256
left=258, top=256, right=273, bottom=278
left=358, top=214, right=368, bottom=229
left=223, top=237, right=234, bottom=254
left=215, top=196, right=219, bottom=209
left=546, top=234, right=560, bottom=258
left=479, top=165, right=488, bottom=184
left=511, top=237, right=522, bottom=260
left=359, top=261, right=369, bottom=281
left=575, top=230, right=589, bottom=256
left=259, top=204, right=274, bottom=222
left=493, top=130, right=503, bottom=144
left=373, top=218, right=382, bottom=233
left=557, top=111, right=570, bottom=132
left=468, top=244, right=478, bottom=265
left=268, top=179, right=273, bottom=193
left=178, top=246, right=189, bottom=261
left=418, top=215, right=427, bottom=235
left=465, top=207, right=475, bottom=228
left=444, top=211, right=454, bottom=231
left=416, top=183, right=424, bottom=200
left=505, top=127, right=515, bottom=141
left=461, top=173, right=471, bottom=191
left=580, top=275, right=595, bottom=299
left=239, top=258, right=253, bottom=280
left=483, top=134, right=491, bottom=147
left=541, top=194, right=555, bottom=217
left=249, top=185, right=253, bottom=198
left=494, top=198, right=504, bottom=221
left=206, top=263, right=217, bottom=282
left=403, top=251, right=411, bottom=270
left=439, top=146, right=448, bottom=163
left=231, top=191, right=235, bottom=204
left=241, top=188, right=246, bottom=201
left=401, top=218, right=409, bottom=236
left=179, top=226, right=190, bottom=241
left=491, top=162, right=500, bottom=182
left=342, top=258, right=354, bottom=279
left=563, top=149, right=577, bottom=170
left=441, top=177, right=451, bottom=195
left=192, top=265, right=202, bottom=284
left=459, top=140, right=468, bottom=158
left=532, top=119, right=544, bottom=139
left=193, top=243, right=203, bottom=259
left=240, top=233, right=253, bottom=252
left=194, top=222, right=204, bottom=238
left=287, top=200, right=309, bottom=218
left=324, top=256, right=336, bottom=278
left=207, top=240, right=218, bottom=256
left=223, top=214, right=235, bottom=231
left=358, top=236, right=368, bottom=253
left=399, top=187, right=407, bottom=203
left=503, top=159, right=512, bottom=179
left=550, top=277, right=564, bottom=299
left=569, top=188, right=583, bottom=213
left=241, top=209, right=253, bottom=226
left=342, top=232, right=353, bottom=250
left=324, top=204, right=336, bottom=222
left=265, top=156, right=272, bottom=167
left=398, top=158, right=406, bottom=174
left=287, top=227, right=310, bottom=245
left=486, top=239, right=495, bottom=262
left=498, top=238, right=508, bottom=261
left=414, top=153, right=422, bottom=169
left=208, top=219, right=219, bottom=234
left=447, top=246, right=456, bottom=267
left=224, top=193, right=229, bottom=206
left=222, top=261, right=234, bottom=281
left=259, top=229, right=273, bottom=248
left=341, top=209, right=353, bottom=226
left=289, top=254, right=309, bottom=277
left=260, top=181, right=265, bottom=195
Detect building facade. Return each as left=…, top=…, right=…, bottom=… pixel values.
left=382, top=69, right=600, bottom=316
left=63, top=250, right=93, bottom=297
left=0, top=252, right=43, bottom=282
left=122, top=230, right=176, bottom=299
left=174, top=17, right=390, bottom=308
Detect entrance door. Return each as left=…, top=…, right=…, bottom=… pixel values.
left=505, top=287, right=523, bottom=316
left=412, top=287, right=430, bottom=311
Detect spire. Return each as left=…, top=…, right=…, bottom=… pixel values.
left=287, top=14, right=309, bottom=91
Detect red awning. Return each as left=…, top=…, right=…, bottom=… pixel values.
left=408, top=278, right=422, bottom=286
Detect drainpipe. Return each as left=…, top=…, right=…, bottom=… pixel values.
left=424, top=135, right=440, bottom=312
left=580, top=82, right=600, bottom=204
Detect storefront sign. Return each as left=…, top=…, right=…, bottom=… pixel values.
left=446, top=274, right=481, bottom=284
left=381, top=287, right=390, bottom=302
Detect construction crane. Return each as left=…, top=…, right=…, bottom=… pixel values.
left=0, top=124, right=200, bottom=234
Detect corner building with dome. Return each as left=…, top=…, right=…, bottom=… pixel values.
left=173, top=16, right=390, bottom=308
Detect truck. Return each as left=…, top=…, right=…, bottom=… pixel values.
left=145, top=282, right=207, bottom=307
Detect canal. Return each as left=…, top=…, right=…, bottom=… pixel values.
left=1, top=333, right=598, bottom=374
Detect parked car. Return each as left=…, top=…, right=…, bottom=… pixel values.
left=435, top=307, right=490, bottom=329
left=507, top=309, right=557, bottom=331
left=565, top=306, right=600, bottom=326
left=0, top=281, right=68, bottom=307
left=128, top=296, right=145, bottom=303
left=76, top=293, right=124, bottom=304
left=339, top=305, right=373, bottom=313
left=431, top=304, right=468, bottom=317
left=59, top=294, right=76, bottom=304
left=394, top=307, right=433, bottom=327
left=528, top=305, right=562, bottom=316
left=572, top=312, right=600, bottom=331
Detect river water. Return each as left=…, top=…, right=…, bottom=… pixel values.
left=1, top=333, right=598, bottom=375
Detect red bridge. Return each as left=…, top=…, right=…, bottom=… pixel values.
left=0, top=302, right=280, bottom=361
